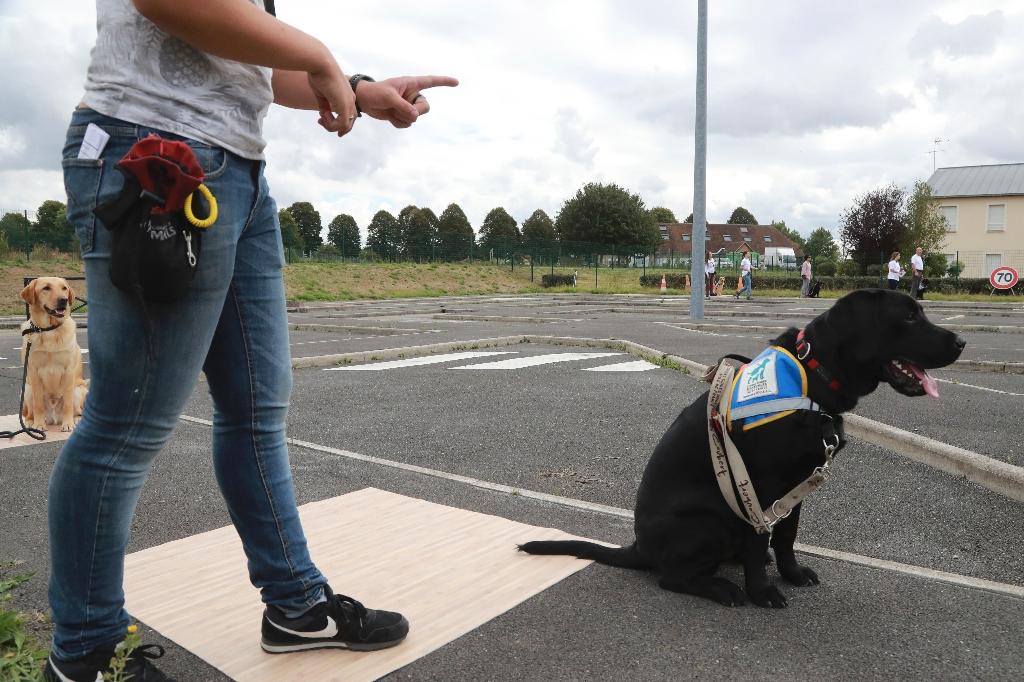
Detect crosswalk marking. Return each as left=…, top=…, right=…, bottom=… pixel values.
left=325, top=351, right=513, bottom=371
left=452, top=352, right=620, bottom=370
left=583, top=360, right=658, bottom=372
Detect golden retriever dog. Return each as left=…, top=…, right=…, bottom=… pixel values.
left=20, top=277, right=88, bottom=431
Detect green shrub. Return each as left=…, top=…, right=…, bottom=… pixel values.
left=816, top=261, right=837, bottom=277
left=541, top=274, right=577, bottom=287
left=838, top=260, right=862, bottom=276
left=923, top=253, right=948, bottom=277
left=639, top=273, right=689, bottom=289
left=865, top=263, right=882, bottom=276
left=946, top=261, right=965, bottom=278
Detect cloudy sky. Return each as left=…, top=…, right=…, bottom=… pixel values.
left=1, top=0, right=1021, bottom=242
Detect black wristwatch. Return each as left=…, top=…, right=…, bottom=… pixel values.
left=349, top=74, right=375, bottom=116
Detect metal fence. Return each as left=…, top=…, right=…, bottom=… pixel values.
left=5, top=206, right=1019, bottom=287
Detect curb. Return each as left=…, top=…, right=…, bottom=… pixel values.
left=289, top=323, right=440, bottom=336
left=430, top=314, right=584, bottom=323
left=292, top=334, right=1024, bottom=503
left=844, top=414, right=1024, bottom=503
left=670, top=320, right=1024, bottom=335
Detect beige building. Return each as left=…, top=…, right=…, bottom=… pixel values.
left=927, top=163, right=1024, bottom=278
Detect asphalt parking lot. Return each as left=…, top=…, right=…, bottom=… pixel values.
left=1, top=292, right=1022, bottom=681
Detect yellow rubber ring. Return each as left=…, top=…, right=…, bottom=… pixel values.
left=184, top=183, right=218, bottom=229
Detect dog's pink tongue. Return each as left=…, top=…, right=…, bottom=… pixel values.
left=908, top=362, right=939, bottom=398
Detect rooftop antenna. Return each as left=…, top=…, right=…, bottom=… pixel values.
left=927, top=137, right=946, bottom=171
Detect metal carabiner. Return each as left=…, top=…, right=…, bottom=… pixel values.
left=184, top=231, right=197, bottom=268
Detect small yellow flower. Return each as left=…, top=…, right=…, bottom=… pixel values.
left=127, top=624, right=138, bottom=634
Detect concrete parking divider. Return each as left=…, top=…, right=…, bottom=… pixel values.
left=293, top=334, right=1024, bottom=504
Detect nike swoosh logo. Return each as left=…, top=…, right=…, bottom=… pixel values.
left=268, top=614, right=339, bottom=638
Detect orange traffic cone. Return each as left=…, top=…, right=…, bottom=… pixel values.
left=660, top=274, right=668, bottom=293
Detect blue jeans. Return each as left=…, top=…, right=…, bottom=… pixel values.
left=739, top=272, right=752, bottom=298
left=50, top=109, right=325, bottom=660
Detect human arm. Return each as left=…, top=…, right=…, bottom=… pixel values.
left=132, top=0, right=355, bottom=134
left=272, top=68, right=458, bottom=129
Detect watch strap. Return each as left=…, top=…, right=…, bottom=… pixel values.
left=349, top=74, right=376, bottom=116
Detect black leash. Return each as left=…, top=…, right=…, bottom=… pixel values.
left=0, top=338, right=46, bottom=441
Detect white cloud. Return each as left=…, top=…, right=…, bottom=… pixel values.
left=1, top=0, right=1022, bottom=242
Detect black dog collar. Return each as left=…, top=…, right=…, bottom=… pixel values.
left=796, top=329, right=841, bottom=392
left=22, top=321, right=63, bottom=335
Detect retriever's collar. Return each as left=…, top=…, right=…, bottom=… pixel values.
left=795, top=329, right=841, bottom=392
left=22, top=320, right=63, bottom=335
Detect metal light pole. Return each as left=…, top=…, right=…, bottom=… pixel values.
left=689, top=0, right=708, bottom=319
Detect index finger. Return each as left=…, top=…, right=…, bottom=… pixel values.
left=410, top=75, right=459, bottom=91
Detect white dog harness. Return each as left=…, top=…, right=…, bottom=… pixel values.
left=706, top=354, right=840, bottom=535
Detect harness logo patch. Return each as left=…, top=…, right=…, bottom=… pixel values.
left=737, top=353, right=778, bottom=401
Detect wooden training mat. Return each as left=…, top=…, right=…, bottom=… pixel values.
left=0, top=414, right=73, bottom=449
left=124, top=487, right=596, bottom=681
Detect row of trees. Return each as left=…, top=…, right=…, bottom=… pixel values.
left=279, top=182, right=668, bottom=261
left=2, top=180, right=947, bottom=275
left=0, top=201, right=75, bottom=252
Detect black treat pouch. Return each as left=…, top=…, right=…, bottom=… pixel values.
left=93, top=135, right=212, bottom=303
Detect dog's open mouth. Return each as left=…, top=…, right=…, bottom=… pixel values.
left=44, top=305, right=67, bottom=319
left=884, top=359, right=939, bottom=398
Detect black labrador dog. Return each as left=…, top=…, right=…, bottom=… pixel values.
left=521, top=289, right=965, bottom=608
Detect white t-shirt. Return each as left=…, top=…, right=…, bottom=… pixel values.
left=82, top=0, right=274, bottom=160
left=911, top=254, right=924, bottom=274
left=705, top=259, right=715, bottom=275
left=740, top=257, right=751, bottom=274
left=888, top=260, right=903, bottom=281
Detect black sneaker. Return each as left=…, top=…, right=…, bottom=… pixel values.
left=44, top=643, right=171, bottom=682
left=261, top=585, right=409, bottom=653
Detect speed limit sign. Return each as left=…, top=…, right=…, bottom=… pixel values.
left=989, top=266, right=1019, bottom=290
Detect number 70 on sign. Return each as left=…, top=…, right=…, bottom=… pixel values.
left=989, top=266, right=1019, bottom=290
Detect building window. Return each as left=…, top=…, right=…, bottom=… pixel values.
left=764, top=236, right=772, bottom=243
left=939, top=205, right=957, bottom=232
left=740, top=227, right=749, bottom=234
left=723, top=235, right=733, bottom=242
left=682, top=235, right=690, bottom=241
left=985, top=253, right=1002, bottom=275
left=987, top=204, right=1006, bottom=231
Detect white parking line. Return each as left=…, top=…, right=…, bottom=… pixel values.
left=944, top=314, right=965, bottom=321
left=583, top=360, right=659, bottom=372
left=176, top=413, right=1024, bottom=600
left=325, top=351, right=514, bottom=371
left=291, top=338, right=349, bottom=346
left=935, top=378, right=1024, bottom=396
left=655, top=321, right=747, bottom=339
left=453, top=352, right=620, bottom=370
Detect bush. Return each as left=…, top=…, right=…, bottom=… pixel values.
left=865, top=263, right=882, bottom=276
left=838, top=260, right=862, bottom=276
left=816, top=261, right=836, bottom=277
left=923, top=253, right=948, bottom=278
left=541, top=274, right=577, bottom=287
left=639, top=273, right=689, bottom=289
left=947, top=261, right=965, bottom=278
left=636, top=272, right=997, bottom=295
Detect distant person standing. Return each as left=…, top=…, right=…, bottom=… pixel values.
left=887, top=251, right=905, bottom=291
left=705, top=251, right=715, bottom=298
left=800, top=255, right=812, bottom=298
left=735, top=251, right=753, bottom=300
left=910, top=247, right=925, bottom=299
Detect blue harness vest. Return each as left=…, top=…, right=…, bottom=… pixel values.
left=726, top=346, right=820, bottom=431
